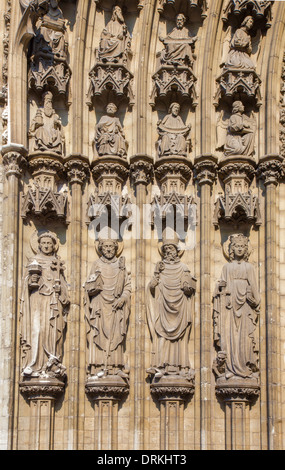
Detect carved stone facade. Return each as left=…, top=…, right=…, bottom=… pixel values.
left=1, top=0, right=285, bottom=452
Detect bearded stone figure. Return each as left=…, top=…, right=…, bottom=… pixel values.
left=146, top=236, right=196, bottom=381
left=224, top=100, right=255, bottom=157
left=213, top=234, right=260, bottom=383
left=157, top=102, right=191, bottom=157
left=224, top=16, right=255, bottom=70
left=160, top=13, right=197, bottom=68
left=94, top=103, right=128, bottom=158
left=84, top=238, right=131, bottom=380
left=20, top=232, right=70, bottom=380
left=29, top=91, right=64, bottom=155
left=98, top=5, right=131, bottom=64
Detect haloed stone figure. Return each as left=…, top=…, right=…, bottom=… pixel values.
left=213, top=234, right=260, bottom=383
left=84, top=239, right=131, bottom=379
left=98, top=5, right=131, bottom=64
left=157, top=102, right=191, bottom=157
left=146, top=237, right=196, bottom=381
left=94, top=103, right=128, bottom=158
left=20, top=232, right=69, bottom=380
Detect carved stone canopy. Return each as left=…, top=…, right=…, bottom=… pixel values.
left=222, top=0, right=273, bottom=28
left=157, top=0, right=208, bottom=20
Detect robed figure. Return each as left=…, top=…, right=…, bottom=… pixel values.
left=224, top=100, right=255, bottom=157
left=20, top=232, right=69, bottom=379
left=94, top=103, right=128, bottom=158
left=146, top=239, right=196, bottom=380
left=157, top=102, right=191, bottom=157
left=224, top=16, right=255, bottom=70
left=160, top=13, right=197, bottom=68
left=213, top=234, right=260, bottom=381
left=84, top=239, right=131, bottom=378
left=98, top=6, right=131, bottom=64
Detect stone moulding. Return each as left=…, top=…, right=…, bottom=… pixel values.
left=85, top=375, right=129, bottom=401
left=19, top=377, right=65, bottom=400
left=215, top=383, right=260, bottom=402
left=21, top=186, right=69, bottom=223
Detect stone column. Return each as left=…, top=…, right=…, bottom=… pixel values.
left=130, top=154, right=153, bottom=449
left=65, top=156, right=90, bottom=450
left=194, top=154, right=217, bottom=450
left=0, top=145, right=27, bottom=449
left=258, top=154, right=284, bottom=449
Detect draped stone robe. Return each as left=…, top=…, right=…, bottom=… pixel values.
left=95, top=115, right=127, bottom=157
left=160, top=26, right=196, bottom=67
left=146, top=260, right=195, bottom=372
left=20, top=254, right=69, bottom=377
left=225, top=27, right=255, bottom=69
left=157, top=113, right=190, bottom=157
left=213, top=260, right=260, bottom=379
left=98, top=18, right=130, bottom=63
left=84, top=256, right=131, bottom=375
left=224, top=112, right=255, bottom=157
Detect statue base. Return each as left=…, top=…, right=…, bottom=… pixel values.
left=215, top=375, right=260, bottom=402
left=19, top=376, right=65, bottom=400
left=150, top=373, right=195, bottom=401
left=85, top=374, right=129, bottom=401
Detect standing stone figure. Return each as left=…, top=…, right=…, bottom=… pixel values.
left=224, top=100, right=255, bottom=157
left=20, top=232, right=70, bottom=379
left=157, top=102, right=191, bottom=157
left=94, top=103, right=128, bottom=158
left=146, top=236, right=196, bottom=380
left=84, top=238, right=131, bottom=379
left=160, top=13, right=197, bottom=68
left=213, top=234, right=260, bottom=382
left=98, top=5, right=131, bottom=64
left=29, top=91, right=64, bottom=155
left=224, top=16, right=255, bottom=70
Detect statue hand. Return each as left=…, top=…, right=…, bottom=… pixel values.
left=182, top=282, right=194, bottom=296
left=113, top=297, right=125, bottom=310
left=149, top=277, right=159, bottom=290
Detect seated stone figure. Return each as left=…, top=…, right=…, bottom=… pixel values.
left=224, top=16, right=255, bottom=70
left=157, top=102, right=191, bottom=157
left=98, top=5, right=131, bottom=64
left=160, top=13, right=197, bottom=68
left=94, top=103, right=128, bottom=158
left=224, top=100, right=255, bottom=157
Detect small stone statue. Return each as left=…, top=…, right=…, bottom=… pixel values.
left=94, top=103, right=128, bottom=158
left=157, top=102, right=191, bottom=157
left=98, top=5, right=131, bottom=64
left=84, top=238, right=131, bottom=380
left=20, top=231, right=70, bottom=379
left=224, top=16, right=255, bottom=70
left=160, top=13, right=197, bottom=68
left=213, top=234, right=260, bottom=382
left=224, top=100, right=255, bottom=157
left=28, top=91, right=64, bottom=155
left=146, top=233, right=196, bottom=381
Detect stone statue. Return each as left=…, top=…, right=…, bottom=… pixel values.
left=224, top=16, right=255, bottom=70
left=29, top=91, right=64, bottom=155
left=157, top=102, right=191, bottom=157
left=146, top=234, right=196, bottom=380
left=20, top=231, right=70, bottom=379
left=84, top=238, right=131, bottom=379
left=213, top=234, right=260, bottom=382
left=224, top=101, right=255, bottom=157
left=98, top=6, right=131, bottom=64
left=94, top=103, right=128, bottom=158
left=160, top=13, right=197, bottom=68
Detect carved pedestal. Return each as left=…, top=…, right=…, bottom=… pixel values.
left=19, top=377, right=65, bottom=451
left=214, top=156, right=261, bottom=227
left=150, top=376, right=195, bottom=450
left=85, top=375, right=129, bottom=450
left=215, top=378, right=260, bottom=450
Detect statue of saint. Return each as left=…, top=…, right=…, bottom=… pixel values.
left=160, top=13, right=197, bottom=68
left=157, top=102, right=191, bottom=157
left=84, top=238, right=131, bottom=379
left=20, top=232, right=70, bottom=379
left=213, top=234, right=260, bottom=381
left=98, top=6, right=131, bottom=64
left=29, top=91, right=64, bottom=155
left=146, top=234, right=196, bottom=380
left=224, top=16, right=255, bottom=70
left=94, top=103, right=128, bottom=158
left=224, top=100, right=255, bottom=157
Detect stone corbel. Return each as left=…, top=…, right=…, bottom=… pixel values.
left=193, top=154, right=218, bottom=187
left=2, top=144, right=28, bottom=178
left=130, top=154, right=154, bottom=186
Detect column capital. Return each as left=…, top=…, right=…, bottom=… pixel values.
left=2, top=144, right=28, bottom=178
left=130, top=154, right=154, bottom=186
left=193, top=154, right=218, bottom=186
left=257, top=155, right=284, bottom=186
left=64, top=155, right=90, bottom=185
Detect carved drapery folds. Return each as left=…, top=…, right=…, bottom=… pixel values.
left=19, top=231, right=70, bottom=398
left=84, top=237, right=131, bottom=401
left=87, top=6, right=134, bottom=108
left=212, top=233, right=260, bottom=401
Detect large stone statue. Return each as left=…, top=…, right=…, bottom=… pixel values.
left=94, top=103, right=128, bottom=158
left=224, top=16, right=255, bottom=70
left=28, top=91, right=64, bottom=155
left=213, top=234, right=260, bottom=383
left=160, top=13, right=197, bottom=68
left=223, top=100, right=255, bottom=157
left=157, top=102, right=191, bottom=157
left=84, top=238, right=131, bottom=380
left=20, top=231, right=70, bottom=380
left=98, top=5, right=131, bottom=64
left=146, top=235, right=196, bottom=380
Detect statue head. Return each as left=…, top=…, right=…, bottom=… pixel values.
left=176, top=13, right=186, bottom=29
left=112, top=5, right=124, bottom=23
left=98, top=239, right=119, bottom=260
left=241, top=15, right=254, bottom=30
left=168, top=102, right=180, bottom=116
left=228, top=233, right=249, bottom=261
left=232, top=100, right=244, bottom=114
left=162, top=243, right=180, bottom=261
left=38, top=232, right=58, bottom=255
left=106, top=103, right=118, bottom=116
